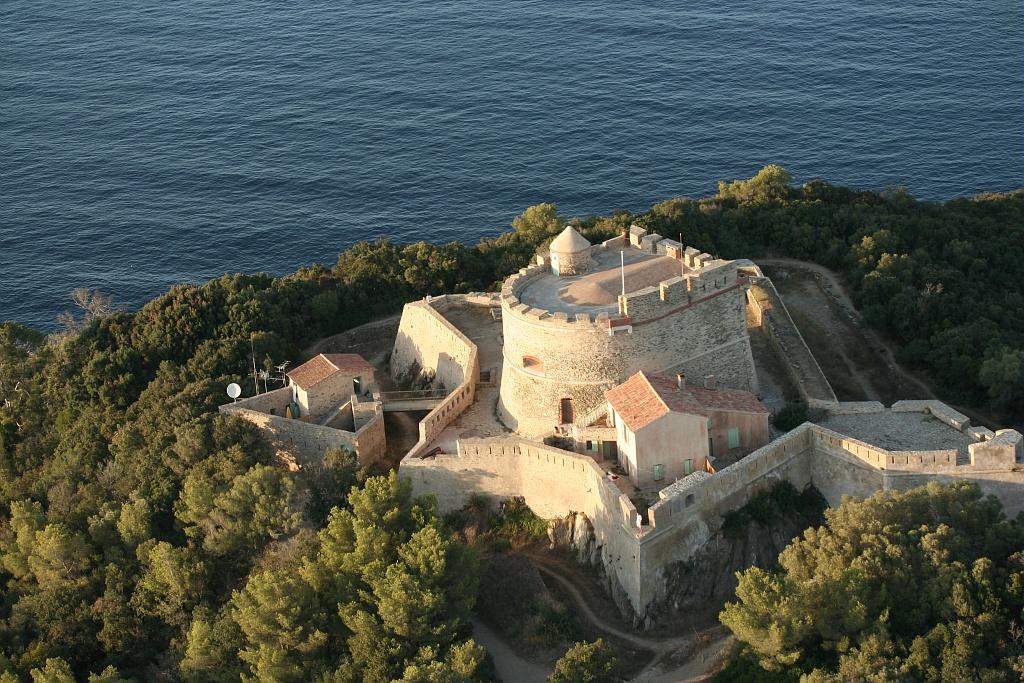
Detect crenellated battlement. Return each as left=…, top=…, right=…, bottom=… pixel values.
left=617, top=260, right=741, bottom=320
left=501, top=232, right=744, bottom=328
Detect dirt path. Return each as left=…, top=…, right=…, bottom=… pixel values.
left=471, top=617, right=551, bottom=683
left=528, top=555, right=728, bottom=682
left=757, top=258, right=934, bottom=401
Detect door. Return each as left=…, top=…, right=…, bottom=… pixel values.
left=683, top=459, right=694, bottom=475
left=551, top=254, right=560, bottom=276
left=352, top=376, right=362, bottom=396
left=559, top=397, right=574, bottom=424
left=602, top=441, right=618, bottom=460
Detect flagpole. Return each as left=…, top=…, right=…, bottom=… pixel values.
left=620, top=250, right=626, bottom=297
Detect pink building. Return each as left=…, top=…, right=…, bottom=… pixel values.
left=605, top=371, right=769, bottom=488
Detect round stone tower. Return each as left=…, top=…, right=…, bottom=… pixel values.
left=548, top=226, right=592, bottom=276
left=496, top=241, right=757, bottom=437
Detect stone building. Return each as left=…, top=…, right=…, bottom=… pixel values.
left=605, top=371, right=769, bottom=487
left=497, top=234, right=757, bottom=437
left=548, top=225, right=592, bottom=276
left=287, top=353, right=376, bottom=419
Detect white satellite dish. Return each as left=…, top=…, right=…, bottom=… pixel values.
left=226, top=383, right=242, bottom=401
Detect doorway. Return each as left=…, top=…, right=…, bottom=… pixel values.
left=559, top=397, right=574, bottom=424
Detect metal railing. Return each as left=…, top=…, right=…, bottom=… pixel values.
left=378, top=389, right=450, bottom=401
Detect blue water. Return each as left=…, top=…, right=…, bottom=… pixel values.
left=2, top=1, right=1022, bottom=330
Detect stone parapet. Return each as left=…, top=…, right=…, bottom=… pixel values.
left=825, top=401, right=886, bottom=415
left=891, top=400, right=971, bottom=431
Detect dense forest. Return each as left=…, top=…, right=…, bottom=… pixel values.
left=0, top=168, right=1021, bottom=680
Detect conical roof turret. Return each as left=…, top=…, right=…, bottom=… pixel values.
left=549, top=226, right=590, bottom=253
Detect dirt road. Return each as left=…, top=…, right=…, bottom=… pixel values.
left=528, top=555, right=728, bottom=682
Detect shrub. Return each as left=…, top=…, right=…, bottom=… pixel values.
left=772, top=402, right=808, bottom=431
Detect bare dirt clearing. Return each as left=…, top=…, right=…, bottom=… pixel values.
left=758, top=260, right=916, bottom=403
left=757, top=259, right=1006, bottom=429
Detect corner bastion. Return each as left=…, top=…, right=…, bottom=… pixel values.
left=497, top=235, right=757, bottom=436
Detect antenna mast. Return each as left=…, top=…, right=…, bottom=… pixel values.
left=250, top=336, right=260, bottom=395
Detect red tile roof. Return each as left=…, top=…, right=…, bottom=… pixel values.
left=605, top=371, right=766, bottom=431
left=287, top=353, right=375, bottom=390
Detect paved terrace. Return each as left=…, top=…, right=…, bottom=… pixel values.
left=518, top=248, right=694, bottom=315
left=421, top=301, right=509, bottom=453
left=818, top=410, right=974, bottom=463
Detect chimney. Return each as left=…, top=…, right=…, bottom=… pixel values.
left=676, top=373, right=686, bottom=390
left=703, top=375, right=716, bottom=390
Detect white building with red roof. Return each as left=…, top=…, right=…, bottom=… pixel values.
left=605, top=371, right=769, bottom=487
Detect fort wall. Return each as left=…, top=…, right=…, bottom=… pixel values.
left=399, top=412, right=1023, bottom=620
left=391, top=298, right=478, bottom=391
left=391, top=296, right=481, bottom=459
left=400, top=438, right=645, bottom=614
left=220, top=392, right=386, bottom=467
left=745, top=275, right=837, bottom=404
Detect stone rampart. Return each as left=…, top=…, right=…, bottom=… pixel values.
left=391, top=297, right=478, bottom=391
left=226, top=386, right=292, bottom=414
left=746, top=276, right=837, bottom=404
left=891, top=400, right=970, bottom=430
left=400, top=437, right=645, bottom=611
left=498, top=279, right=756, bottom=436
left=400, top=416, right=1024, bottom=621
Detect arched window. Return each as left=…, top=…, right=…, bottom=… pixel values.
left=522, top=355, right=545, bottom=375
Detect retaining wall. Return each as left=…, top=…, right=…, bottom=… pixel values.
left=391, top=298, right=478, bottom=391
left=401, top=437, right=645, bottom=612
left=746, top=276, right=837, bottom=404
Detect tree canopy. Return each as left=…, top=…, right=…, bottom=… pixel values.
left=720, top=482, right=1024, bottom=681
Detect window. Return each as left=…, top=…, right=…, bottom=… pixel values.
left=585, top=440, right=596, bottom=452
left=683, top=459, right=694, bottom=475
left=685, top=494, right=695, bottom=507
left=522, top=356, right=544, bottom=374
left=653, top=464, right=665, bottom=481
left=727, top=427, right=740, bottom=449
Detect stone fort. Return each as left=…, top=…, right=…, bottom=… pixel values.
left=226, top=224, right=1024, bottom=626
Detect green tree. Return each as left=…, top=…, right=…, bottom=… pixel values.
left=187, top=464, right=303, bottom=559
left=511, top=203, right=565, bottom=241
left=979, top=347, right=1024, bottom=411
left=548, top=639, right=619, bottom=683
left=302, top=446, right=363, bottom=526
left=231, top=570, right=331, bottom=682
left=29, top=659, right=74, bottom=683
left=717, top=165, right=793, bottom=203
left=131, top=542, right=207, bottom=629
left=720, top=482, right=1024, bottom=681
